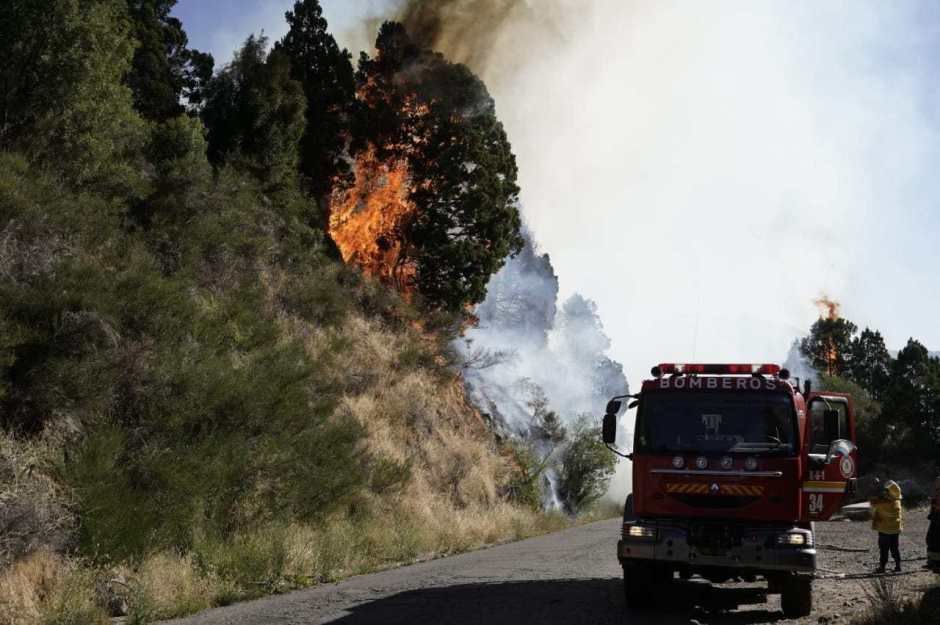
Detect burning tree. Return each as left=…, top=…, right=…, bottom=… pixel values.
left=329, top=22, right=523, bottom=312
left=800, top=297, right=857, bottom=377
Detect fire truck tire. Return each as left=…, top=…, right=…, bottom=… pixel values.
left=622, top=563, right=653, bottom=609
left=781, top=577, right=812, bottom=618
left=623, top=493, right=636, bottom=522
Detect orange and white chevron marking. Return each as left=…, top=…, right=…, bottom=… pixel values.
left=664, top=483, right=764, bottom=496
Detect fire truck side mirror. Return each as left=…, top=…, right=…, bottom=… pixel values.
left=602, top=413, right=617, bottom=444
left=825, top=439, right=856, bottom=465
left=606, top=399, right=623, bottom=415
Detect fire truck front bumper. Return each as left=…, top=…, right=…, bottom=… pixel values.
left=618, top=522, right=816, bottom=573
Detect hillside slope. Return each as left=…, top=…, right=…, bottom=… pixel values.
left=0, top=152, right=568, bottom=624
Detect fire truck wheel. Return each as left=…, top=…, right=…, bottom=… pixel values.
left=781, top=577, right=812, bottom=618
left=622, top=563, right=654, bottom=609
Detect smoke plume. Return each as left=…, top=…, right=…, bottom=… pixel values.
left=387, top=0, right=940, bottom=392
left=400, top=1, right=527, bottom=70
left=456, top=229, right=629, bottom=509
left=395, top=0, right=632, bottom=507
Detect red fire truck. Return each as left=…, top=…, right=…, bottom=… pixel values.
left=602, top=363, right=857, bottom=618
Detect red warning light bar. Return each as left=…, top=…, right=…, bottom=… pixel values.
left=653, top=363, right=782, bottom=377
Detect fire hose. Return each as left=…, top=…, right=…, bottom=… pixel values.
left=815, top=568, right=926, bottom=580
left=817, top=544, right=928, bottom=561
left=813, top=543, right=932, bottom=580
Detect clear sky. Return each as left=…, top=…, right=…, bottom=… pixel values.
left=172, top=0, right=391, bottom=62
left=174, top=1, right=940, bottom=387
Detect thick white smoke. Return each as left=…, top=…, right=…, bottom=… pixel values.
left=392, top=0, right=940, bottom=384
left=456, top=230, right=629, bottom=509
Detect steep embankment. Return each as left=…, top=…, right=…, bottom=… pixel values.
left=0, top=152, right=565, bottom=625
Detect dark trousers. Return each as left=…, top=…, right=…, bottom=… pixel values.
left=927, top=518, right=940, bottom=571
left=878, top=532, right=901, bottom=568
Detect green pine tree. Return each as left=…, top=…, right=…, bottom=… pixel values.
left=202, top=36, right=307, bottom=192
left=277, top=0, right=356, bottom=201
left=886, top=339, right=940, bottom=456
left=0, top=0, right=146, bottom=193
left=847, top=328, right=893, bottom=400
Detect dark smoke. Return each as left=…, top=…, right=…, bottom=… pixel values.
left=401, top=0, right=521, bottom=67
left=398, top=0, right=565, bottom=80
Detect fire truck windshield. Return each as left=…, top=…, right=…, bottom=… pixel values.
left=636, top=391, right=797, bottom=454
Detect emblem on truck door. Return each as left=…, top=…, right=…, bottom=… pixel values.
left=839, top=455, right=855, bottom=479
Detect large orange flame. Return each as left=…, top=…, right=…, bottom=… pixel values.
left=328, top=146, right=418, bottom=292
left=327, top=82, right=433, bottom=295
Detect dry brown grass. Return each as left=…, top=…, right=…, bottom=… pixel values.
left=123, top=553, right=221, bottom=622
left=0, top=551, right=63, bottom=625
left=0, top=551, right=107, bottom=625
left=4, top=308, right=586, bottom=624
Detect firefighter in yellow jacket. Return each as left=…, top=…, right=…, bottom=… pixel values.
left=870, top=480, right=903, bottom=573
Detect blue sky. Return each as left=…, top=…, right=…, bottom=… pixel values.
left=173, top=1, right=392, bottom=62
left=172, top=1, right=940, bottom=385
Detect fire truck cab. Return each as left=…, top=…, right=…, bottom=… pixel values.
left=602, top=363, right=857, bottom=618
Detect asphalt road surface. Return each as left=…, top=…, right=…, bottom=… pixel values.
left=164, top=515, right=935, bottom=625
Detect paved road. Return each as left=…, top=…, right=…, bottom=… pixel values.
left=164, top=516, right=934, bottom=625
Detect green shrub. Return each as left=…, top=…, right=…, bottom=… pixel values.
left=504, top=443, right=544, bottom=511
left=558, top=416, right=616, bottom=514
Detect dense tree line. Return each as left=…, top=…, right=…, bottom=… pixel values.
left=1, top=0, right=521, bottom=312
left=800, top=317, right=940, bottom=468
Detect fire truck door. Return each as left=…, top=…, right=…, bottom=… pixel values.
left=803, top=394, right=857, bottom=521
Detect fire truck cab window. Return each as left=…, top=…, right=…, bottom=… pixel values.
left=636, top=391, right=797, bottom=454
left=809, top=399, right=849, bottom=455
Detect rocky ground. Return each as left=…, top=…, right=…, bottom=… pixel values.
left=161, top=512, right=937, bottom=625
left=729, top=510, right=933, bottom=625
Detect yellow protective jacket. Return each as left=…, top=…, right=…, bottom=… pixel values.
left=870, top=481, right=903, bottom=534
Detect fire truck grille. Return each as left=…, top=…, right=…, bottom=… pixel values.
left=672, top=494, right=760, bottom=509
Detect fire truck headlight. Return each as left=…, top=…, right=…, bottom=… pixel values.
left=624, top=524, right=658, bottom=541
left=695, top=456, right=708, bottom=470
left=776, top=532, right=813, bottom=547
left=744, top=457, right=758, bottom=471
left=672, top=456, right=685, bottom=469
left=720, top=456, right=733, bottom=469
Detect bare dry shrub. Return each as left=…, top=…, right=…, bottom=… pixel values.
left=855, top=577, right=921, bottom=625
left=0, top=435, right=74, bottom=567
